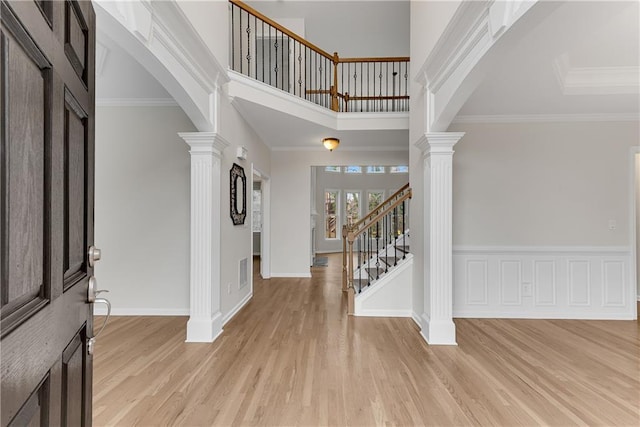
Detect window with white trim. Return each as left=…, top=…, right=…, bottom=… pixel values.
left=345, top=191, right=361, bottom=225
left=324, top=190, right=340, bottom=239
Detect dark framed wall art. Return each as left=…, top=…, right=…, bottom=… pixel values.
left=230, top=163, right=247, bottom=225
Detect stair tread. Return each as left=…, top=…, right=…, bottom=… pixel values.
left=352, top=278, right=370, bottom=293
left=366, top=267, right=384, bottom=278
left=380, top=256, right=398, bottom=265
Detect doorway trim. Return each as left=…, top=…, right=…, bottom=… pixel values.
left=252, top=165, right=271, bottom=281
left=630, top=146, right=640, bottom=306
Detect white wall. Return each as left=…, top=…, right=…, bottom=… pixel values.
left=636, top=153, right=640, bottom=298
left=450, top=121, right=638, bottom=246
left=271, top=150, right=409, bottom=277
left=177, top=0, right=229, bottom=71
left=313, top=166, right=408, bottom=253
left=246, top=1, right=410, bottom=57
left=449, top=120, right=639, bottom=319
left=218, top=96, right=272, bottom=322
left=95, top=106, right=195, bottom=314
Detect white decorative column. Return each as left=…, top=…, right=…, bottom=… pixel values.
left=179, top=132, right=229, bottom=342
left=416, top=132, right=464, bottom=345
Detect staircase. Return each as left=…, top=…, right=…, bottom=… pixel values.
left=342, top=184, right=412, bottom=315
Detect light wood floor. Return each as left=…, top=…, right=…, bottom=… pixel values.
left=93, top=254, right=640, bottom=426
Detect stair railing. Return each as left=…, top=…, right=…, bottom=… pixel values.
left=229, top=0, right=409, bottom=112
left=342, top=184, right=412, bottom=314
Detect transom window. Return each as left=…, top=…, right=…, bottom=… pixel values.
left=389, top=165, right=409, bottom=173
left=344, top=166, right=362, bottom=174
left=366, top=166, right=385, bottom=174
left=325, top=166, right=341, bottom=173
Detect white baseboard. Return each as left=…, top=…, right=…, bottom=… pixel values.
left=270, top=272, right=312, bottom=278
left=453, top=312, right=636, bottom=320
left=93, top=307, right=189, bottom=316
left=411, top=312, right=423, bottom=329
left=453, top=246, right=636, bottom=320
left=223, top=292, right=253, bottom=325
left=355, top=309, right=412, bottom=317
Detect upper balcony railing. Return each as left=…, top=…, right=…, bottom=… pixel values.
left=229, top=0, right=410, bottom=113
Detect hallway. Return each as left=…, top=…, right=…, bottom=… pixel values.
left=93, top=254, right=639, bottom=426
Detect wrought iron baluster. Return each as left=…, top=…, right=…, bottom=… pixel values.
left=274, top=33, right=278, bottom=88
left=402, top=200, right=406, bottom=259
left=246, top=16, right=251, bottom=76
left=231, top=5, right=235, bottom=70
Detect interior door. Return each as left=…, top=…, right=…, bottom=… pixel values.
left=1, top=0, right=97, bottom=425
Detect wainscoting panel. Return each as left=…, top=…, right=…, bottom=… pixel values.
left=568, top=260, right=590, bottom=306
left=465, top=260, right=488, bottom=305
left=534, top=260, right=556, bottom=306
left=453, top=247, right=635, bottom=319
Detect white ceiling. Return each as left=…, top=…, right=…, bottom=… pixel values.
left=456, top=1, right=640, bottom=119
left=233, top=97, right=409, bottom=150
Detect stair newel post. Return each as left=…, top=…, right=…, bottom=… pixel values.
left=342, top=224, right=348, bottom=292
left=331, top=52, right=339, bottom=111
left=347, top=231, right=355, bottom=315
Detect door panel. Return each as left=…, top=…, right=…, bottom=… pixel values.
left=0, top=0, right=50, bottom=339
left=62, top=328, right=88, bottom=425
left=64, top=0, right=87, bottom=84
left=64, top=90, right=88, bottom=288
left=7, top=375, right=49, bottom=427
left=0, top=0, right=95, bottom=425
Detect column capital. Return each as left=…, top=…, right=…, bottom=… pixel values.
left=415, top=132, right=465, bottom=157
left=179, top=131, right=230, bottom=157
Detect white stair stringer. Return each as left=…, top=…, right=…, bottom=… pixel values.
left=354, top=254, right=413, bottom=317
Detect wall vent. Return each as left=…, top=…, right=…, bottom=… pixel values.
left=239, top=257, right=248, bottom=288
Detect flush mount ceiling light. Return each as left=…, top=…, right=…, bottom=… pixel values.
left=322, top=137, right=340, bottom=151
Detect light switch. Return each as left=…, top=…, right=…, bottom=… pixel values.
left=608, top=220, right=617, bottom=230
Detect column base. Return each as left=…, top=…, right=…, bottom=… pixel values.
left=186, top=312, right=224, bottom=343
left=420, top=314, right=457, bottom=345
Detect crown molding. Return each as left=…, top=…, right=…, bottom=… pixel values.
left=553, top=54, right=640, bottom=96
left=96, top=98, right=179, bottom=107
left=452, top=113, right=640, bottom=124
left=270, top=145, right=409, bottom=153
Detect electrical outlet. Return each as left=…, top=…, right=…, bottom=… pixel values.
left=522, top=283, right=532, bottom=297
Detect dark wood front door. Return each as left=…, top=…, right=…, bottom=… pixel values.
left=1, top=0, right=96, bottom=425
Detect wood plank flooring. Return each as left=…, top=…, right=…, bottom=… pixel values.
left=93, top=254, right=640, bottom=426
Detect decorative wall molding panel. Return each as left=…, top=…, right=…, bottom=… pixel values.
left=453, top=246, right=636, bottom=319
